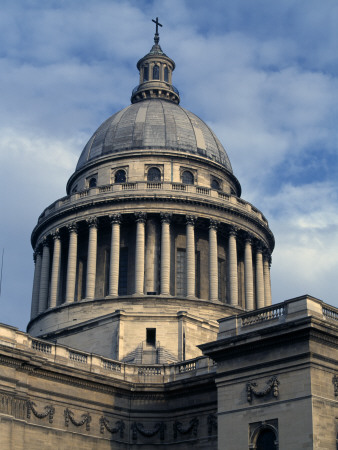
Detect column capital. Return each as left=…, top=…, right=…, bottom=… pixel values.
left=228, top=225, right=238, bottom=237
left=41, top=236, right=49, bottom=247
left=86, top=217, right=98, bottom=228
left=110, top=213, right=122, bottom=225
left=52, top=229, right=60, bottom=240
left=186, top=215, right=196, bottom=226
left=67, top=222, right=78, bottom=234
left=209, top=219, right=219, bottom=230
left=34, top=246, right=42, bottom=258
left=255, top=241, right=264, bottom=253
left=244, top=232, right=254, bottom=243
left=160, top=212, right=172, bottom=224
left=135, top=212, right=147, bottom=223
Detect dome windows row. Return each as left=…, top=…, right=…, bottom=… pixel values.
left=141, top=63, right=170, bottom=84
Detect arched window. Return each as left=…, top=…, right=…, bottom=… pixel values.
left=147, top=167, right=161, bottom=182
left=115, top=169, right=126, bottom=183
left=211, top=179, right=220, bottom=190
left=143, top=65, right=149, bottom=82
left=153, top=64, right=159, bottom=80
left=89, top=177, right=97, bottom=188
left=164, top=66, right=169, bottom=82
left=256, top=428, right=277, bottom=450
left=182, top=170, right=194, bottom=185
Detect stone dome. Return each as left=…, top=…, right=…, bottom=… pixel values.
left=76, top=99, right=233, bottom=172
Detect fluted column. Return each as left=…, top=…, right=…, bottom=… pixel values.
left=244, top=236, right=254, bottom=310
left=186, top=215, right=196, bottom=298
left=228, top=227, right=238, bottom=306
left=209, top=220, right=218, bottom=301
left=255, top=243, right=265, bottom=309
left=49, top=230, right=61, bottom=308
left=264, top=252, right=272, bottom=306
left=85, top=217, right=98, bottom=299
left=109, top=214, right=121, bottom=297
left=38, top=238, right=50, bottom=313
left=135, top=212, right=146, bottom=295
left=65, top=223, right=78, bottom=303
left=160, top=213, right=171, bottom=295
left=31, top=247, right=42, bottom=318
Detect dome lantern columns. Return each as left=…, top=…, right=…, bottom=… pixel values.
left=30, top=213, right=272, bottom=320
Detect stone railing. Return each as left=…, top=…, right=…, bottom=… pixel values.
left=37, top=181, right=268, bottom=226
left=218, top=295, right=338, bottom=340
left=0, top=324, right=215, bottom=385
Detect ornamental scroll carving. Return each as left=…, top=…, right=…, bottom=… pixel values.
left=27, top=400, right=55, bottom=423
left=64, top=407, right=91, bottom=430
left=207, top=414, right=217, bottom=436
left=131, top=421, right=166, bottom=441
left=173, top=417, right=199, bottom=439
left=333, top=375, right=338, bottom=396
left=247, top=376, right=279, bottom=402
left=100, top=417, right=125, bottom=437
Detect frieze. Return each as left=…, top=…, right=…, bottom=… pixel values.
left=131, top=421, right=166, bottom=441
left=100, top=417, right=125, bottom=437
left=247, top=376, right=279, bottom=402
left=173, top=417, right=199, bottom=439
left=64, top=407, right=91, bottom=430
left=27, top=400, right=55, bottom=423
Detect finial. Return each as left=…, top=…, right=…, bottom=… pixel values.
left=152, top=17, right=162, bottom=45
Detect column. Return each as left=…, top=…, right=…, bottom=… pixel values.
left=255, top=243, right=265, bottom=309
left=109, top=214, right=121, bottom=297
left=65, top=223, right=78, bottom=303
left=160, top=213, right=171, bottom=295
left=264, top=252, right=272, bottom=306
left=38, top=237, right=50, bottom=313
left=31, top=247, right=42, bottom=318
left=209, top=220, right=218, bottom=301
left=186, top=215, right=196, bottom=298
left=145, top=219, right=159, bottom=294
left=49, top=230, right=61, bottom=308
left=85, top=217, right=98, bottom=300
left=135, top=212, right=146, bottom=295
left=228, top=227, right=238, bottom=306
left=244, top=236, right=254, bottom=310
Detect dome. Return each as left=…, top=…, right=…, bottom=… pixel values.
left=76, top=99, right=233, bottom=172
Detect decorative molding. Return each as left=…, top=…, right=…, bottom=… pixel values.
left=173, top=417, right=199, bottom=439
left=207, top=413, right=217, bottom=436
left=247, top=376, right=279, bottom=402
left=27, top=400, right=55, bottom=423
left=100, top=417, right=125, bottom=437
left=64, top=407, right=91, bottom=430
left=131, top=421, right=166, bottom=441
left=333, top=375, right=338, bottom=396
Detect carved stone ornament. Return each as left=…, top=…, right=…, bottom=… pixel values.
left=27, top=400, right=55, bottom=423
left=333, top=375, right=338, bottom=396
left=173, top=417, right=199, bottom=439
left=52, top=229, right=60, bottom=240
left=247, top=376, right=279, bottom=403
left=131, top=421, right=166, bottom=441
left=228, top=225, right=238, bottom=237
left=135, top=212, right=147, bottom=223
left=86, top=216, right=98, bottom=228
left=100, top=417, right=125, bottom=437
left=67, top=222, right=78, bottom=234
left=207, top=414, right=217, bottom=436
left=110, top=213, right=122, bottom=225
left=64, top=407, right=91, bottom=430
left=209, top=219, right=218, bottom=230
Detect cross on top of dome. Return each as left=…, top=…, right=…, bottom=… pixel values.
left=152, top=17, right=162, bottom=44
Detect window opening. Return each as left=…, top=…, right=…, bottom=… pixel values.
left=164, top=66, right=169, bottom=82
left=118, top=247, right=128, bottom=295
left=146, top=328, right=156, bottom=346
left=153, top=64, right=159, bottom=80
left=182, top=170, right=194, bottom=185
left=147, top=167, right=161, bottom=182
left=89, top=177, right=97, bottom=188
left=143, top=65, right=149, bottom=82
left=256, top=429, right=277, bottom=450
left=211, top=179, right=220, bottom=190
left=115, top=169, right=126, bottom=183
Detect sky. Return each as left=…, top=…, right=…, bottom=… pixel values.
left=0, top=0, right=338, bottom=331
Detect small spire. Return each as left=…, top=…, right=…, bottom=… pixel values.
left=152, top=17, right=162, bottom=45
